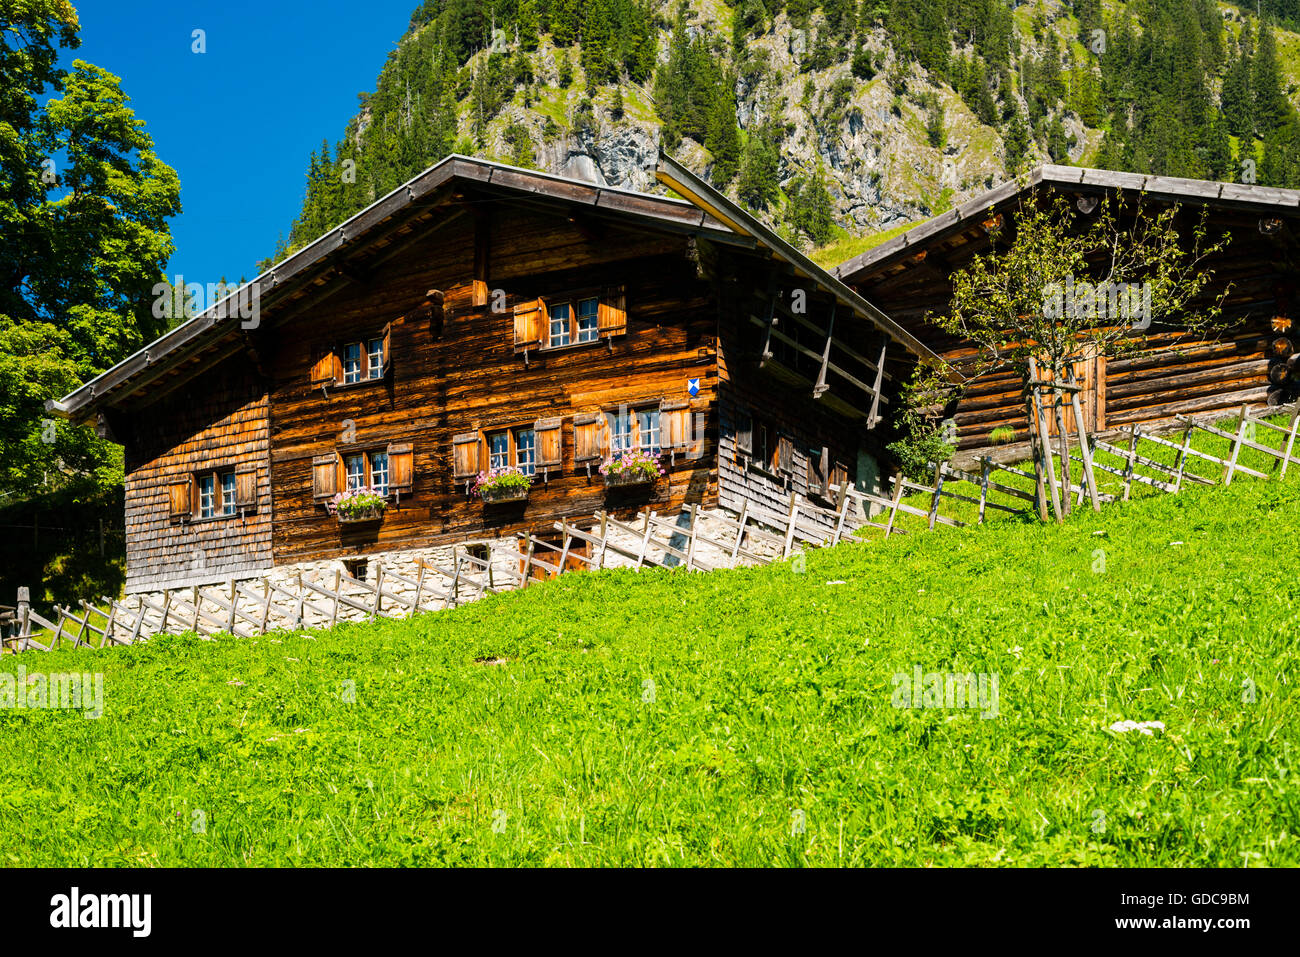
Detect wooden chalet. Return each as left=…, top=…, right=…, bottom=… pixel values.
left=834, top=166, right=1300, bottom=454
left=49, top=154, right=936, bottom=593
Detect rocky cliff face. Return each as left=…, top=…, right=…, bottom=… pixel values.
left=460, top=6, right=1039, bottom=245
left=359, top=2, right=1299, bottom=253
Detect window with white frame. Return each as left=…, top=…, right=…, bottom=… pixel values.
left=576, top=297, right=599, bottom=342
left=221, top=471, right=237, bottom=514
left=344, top=453, right=365, bottom=490
left=369, top=450, right=389, bottom=494
left=636, top=409, right=661, bottom=455
left=342, top=342, right=363, bottom=384
left=198, top=474, right=216, bottom=518
left=607, top=409, right=634, bottom=455
left=548, top=302, right=572, bottom=347
left=515, top=428, right=536, bottom=476
left=366, top=338, right=385, bottom=379
left=196, top=469, right=237, bottom=519
left=488, top=431, right=510, bottom=470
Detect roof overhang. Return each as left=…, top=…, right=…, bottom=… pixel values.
left=834, top=164, right=1300, bottom=286
left=655, top=152, right=941, bottom=363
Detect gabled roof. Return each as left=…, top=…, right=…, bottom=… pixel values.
left=50, top=153, right=937, bottom=424
left=834, top=164, right=1300, bottom=286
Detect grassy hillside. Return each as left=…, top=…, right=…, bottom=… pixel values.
left=2, top=446, right=1296, bottom=866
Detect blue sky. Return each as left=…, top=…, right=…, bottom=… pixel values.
left=63, top=1, right=420, bottom=284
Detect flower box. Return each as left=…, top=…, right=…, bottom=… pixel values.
left=331, top=487, right=388, bottom=524
left=599, top=450, right=665, bottom=489
left=480, top=483, right=530, bottom=504
left=604, top=470, right=656, bottom=488
left=473, top=467, right=533, bottom=503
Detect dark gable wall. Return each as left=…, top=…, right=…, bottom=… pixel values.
left=123, top=360, right=272, bottom=591
left=266, top=202, right=722, bottom=566
left=848, top=201, right=1289, bottom=450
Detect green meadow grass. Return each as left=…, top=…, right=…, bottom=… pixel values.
left=1, top=421, right=1297, bottom=866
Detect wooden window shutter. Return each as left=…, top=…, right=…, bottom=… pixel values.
left=806, top=446, right=829, bottom=499
left=660, top=400, right=700, bottom=455
left=513, top=298, right=546, bottom=351
left=168, top=478, right=192, bottom=523
left=777, top=435, right=794, bottom=474
left=312, top=454, right=338, bottom=500
left=310, top=344, right=338, bottom=386
left=832, top=462, right=849, bottom=496
left=535, top=418, right=563, bottom=468
left=381, top=322, right=393, bottom=376
left=598, top=284, right=627, bottom=337
left=453, top=432, right=481, bottom=478
left=735, top=411, right=753, bottom=457
left=235, top=466, right=258, bottom=507
left=388, top=442, right=413, bottom=492
left=573, top=413, right=605, bottom=462
left=472, top=279, right=488, bottom=308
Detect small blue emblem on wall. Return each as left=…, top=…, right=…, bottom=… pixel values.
left=687, top=378, right=700, bottom=397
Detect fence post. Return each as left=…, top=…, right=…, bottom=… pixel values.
left=1224, top=404, right=1249, bottom=486
left=17, top=586, right=30, bottom=642
left=884, top=473, right=905, bottom=539
left=1122, top=427, right=1139, bottom=500
left=782, top=492, right=799, bottom=558
left=1281, top=409, right=1300, bottom=480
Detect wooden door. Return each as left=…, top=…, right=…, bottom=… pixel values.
left=1044, top=347, right=1106, bottom=436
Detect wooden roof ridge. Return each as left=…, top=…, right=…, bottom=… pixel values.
left=654, top=151, right=941, bottom=363
left=47, top=154, right=749, bottom=422
left=833, top=164, right=1300, bottom=285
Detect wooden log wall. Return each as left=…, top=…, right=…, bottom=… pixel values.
left=266, top=201, right=721, bottom=567
left=847, top=199, right=1296, bottom=451
left=122, top=362, right=272, bottom=591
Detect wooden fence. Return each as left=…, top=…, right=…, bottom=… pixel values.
left=2, top=488, right=858, bottom=655
left=5, top=404, right=1297, bottom=656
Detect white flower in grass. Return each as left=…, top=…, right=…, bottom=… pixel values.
left=1109, top=719, right=1166, bottom=736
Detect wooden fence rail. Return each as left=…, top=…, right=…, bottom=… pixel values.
left=4, top=405, right=1297, bottom=657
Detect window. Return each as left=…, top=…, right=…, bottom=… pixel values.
left=366, top=338, right=385, bottom=380
left=486, top=427, right=536, bottom=474
left=488, top=431, right=510, bottom=470
left=370, top=451, right=389, bottom=495
left=607, top=409, right=634, bottom=455
left=198, top=474, right=215, bottom=518
left=515, top=289, right=624, bottom=353
left=549, top=303, right=571, bottom=348
left=549, top=296, right=600, bottom=347
left=576, top=297, right=600, bottom=342
left=313, top=330, right=389, bottom=389
left=344, top=453, right=365, bottom=490
left=315, top=445, right=412, bottom=500
left=636, top=409, right=660, bottom=454
left=171, top=467, right=254, bottom=523
left=196, top=469, right=236, bottom=519
left=342, top=342, right=363, bottom=385
left=221, top=471, right=237, bottom=514
left=515, top=428, right=536, bottom=476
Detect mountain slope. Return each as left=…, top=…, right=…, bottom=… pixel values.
left=261, top=0, right=1300, bottom=270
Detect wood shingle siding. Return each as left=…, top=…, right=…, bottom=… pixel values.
left=122, top=362, right=271, bottom=591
